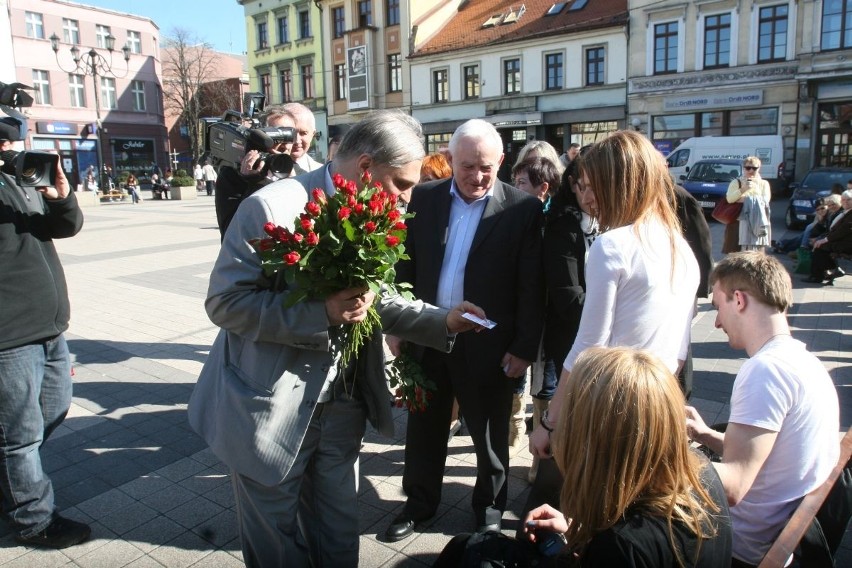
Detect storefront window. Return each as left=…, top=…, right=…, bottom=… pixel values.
left=728, top=107, right=778, bottom=135
left=426, top=133, right=451, bottom=154
left=653, top=107, right=778, bottom=147
left=111, top=138, right=156, bottom=176
left=570, top=121, right=618, bottom=146
left=817, top=102, right=852, bottom=167
left=700, top=112, right=724, bottom=136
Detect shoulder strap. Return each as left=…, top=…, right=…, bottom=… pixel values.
left=738, top=179, right=742, bottom=189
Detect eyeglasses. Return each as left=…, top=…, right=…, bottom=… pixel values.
left=744, top=166, right=758, bottom=171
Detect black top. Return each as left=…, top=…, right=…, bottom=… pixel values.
left=214, top=165, right=268, bottom=240
left=579, top=463, right=732, bottom=567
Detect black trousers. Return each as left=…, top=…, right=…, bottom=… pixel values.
left=401, top=339, right=515, bottom=526
left=810, top=247, right=838, bottom=279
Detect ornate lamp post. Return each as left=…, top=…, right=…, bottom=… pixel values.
left=49, top=32, right=130, bottom=191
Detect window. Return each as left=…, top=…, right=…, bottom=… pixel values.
left=387, top=0, right=400, bottom=26
left=26, top=12, right=44, bottom=39
left=358, top=1, right=372, bottom=27
left=257, top=21, right=269, bottom=49
left=69, top=74, right=86, bottom=107
left=131, top=80, right=146, bottom=111
left=335, top=64, right=347, bottom=100
left=278, top=16, right=289, bottom=43
left=426, top=132, right=451, bottom=154
left=703, top=13, right=731, bottom=68
left=63, top=18, right=79, bottom=44
left=126, top=31, right=141, bottom=54
left=301, top=64, right=314, bottom=98
left=758, top=5, right=788, bottom=62
left=333, top=7, right=345, bottom=38
left=545, top=53, right=563, bottom=90
left=433, top=69, right=448, bottom=103
left=33, top=70, right=51, bottom=105
left=586, top=47, right=605, bottom=85
left=299, top=11, right=311, bottom=38
left=654, top=22, right=678, bottom=74
left=100, top=77, right=117, bottom=109
left=821, top=0, right=851, bottom=51
left=96, top=25, right=112, bottom=49
left=260, top=73, right=271, bottom=100
left=279, top=69, right=292, bottom=102
left=503, top=58, right=521, bottom=94
left=464, top=64, right=480, bottom=100
left=388, top=53, right=402, bottom=92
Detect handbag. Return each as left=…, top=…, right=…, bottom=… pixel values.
left=794, top=247, right=812, bottom=275
left=711, top=199, right=743, bottom=224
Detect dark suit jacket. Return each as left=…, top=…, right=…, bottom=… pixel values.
left=398, top=178, right=545, bottom=373
left=675, top=186, right=714, bottom=298
left=823, top=211, right=852, bottom=254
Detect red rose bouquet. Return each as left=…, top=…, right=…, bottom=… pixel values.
left=249, top=171, right=413, bottom=367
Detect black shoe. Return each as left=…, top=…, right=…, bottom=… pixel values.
left=826, top=268, right=846, bottom=281
left=15, top=516, right=91, bottom=549
left=385, top=514, right=417, bottom=542
left=476, top=522, right=501, bottom=533
left=802, top=276, right=826, bottom=284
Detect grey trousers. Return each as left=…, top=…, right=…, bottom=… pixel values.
left=231, top=395, right=367, bottom=567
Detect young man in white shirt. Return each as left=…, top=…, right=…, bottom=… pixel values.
left=686, top=252, right=839, bottom=567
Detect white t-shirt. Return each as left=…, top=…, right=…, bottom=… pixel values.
left=728, top=335, right=840, bottom=565
left=563, top=219, right=698, bottom=373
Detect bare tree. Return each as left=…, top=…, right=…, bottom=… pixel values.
left=161, top=28, right=237, bottom=164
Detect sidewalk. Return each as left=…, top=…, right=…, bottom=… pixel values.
left=0, top=194, right=848, bottom=566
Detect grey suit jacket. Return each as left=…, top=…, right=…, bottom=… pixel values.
left=188, top=165, right=453, bottom=486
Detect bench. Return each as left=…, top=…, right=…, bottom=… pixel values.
left=757, top=426, right=852, bottom=568
left=99, top=189, right=129, bottom=202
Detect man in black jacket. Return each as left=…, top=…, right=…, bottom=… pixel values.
left=0, top=119, right=89, bottom=549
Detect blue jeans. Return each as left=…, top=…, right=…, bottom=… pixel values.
left=532, top=359, right=559, bottom=400
left=0, top=334, right=72, bottom=536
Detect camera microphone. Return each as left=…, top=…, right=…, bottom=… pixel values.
left=245, top=129, right=276, bottom=153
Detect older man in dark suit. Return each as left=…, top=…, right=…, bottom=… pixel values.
left=385, top=119, right=545, bottom=541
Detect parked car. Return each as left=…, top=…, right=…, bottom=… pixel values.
left=785, top=167, right=852, bottom=228
left=679, top=158, right=743, bottom=214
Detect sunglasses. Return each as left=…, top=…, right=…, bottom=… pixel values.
left=744, top=166, right=759, bottom=171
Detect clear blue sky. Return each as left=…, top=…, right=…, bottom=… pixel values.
left=78, top=0, right=248, bottom=54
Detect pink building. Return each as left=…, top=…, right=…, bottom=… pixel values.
left=10, top=0, right=167, bottom=187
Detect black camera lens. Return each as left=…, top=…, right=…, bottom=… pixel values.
left=21, top=165, right=40, bottom=184
left=266, top=153, right=293, bottom=176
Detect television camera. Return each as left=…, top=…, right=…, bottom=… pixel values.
left=201, top=92, right=294, bottom=178
left=0, top=81, right=59, bottom=188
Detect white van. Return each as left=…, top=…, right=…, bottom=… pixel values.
left=666, top=135, right=785, bottom=191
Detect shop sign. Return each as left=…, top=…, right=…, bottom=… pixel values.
left=35, top=121, right=77, bottom=135
left=663, top=90, right=763, bottom=111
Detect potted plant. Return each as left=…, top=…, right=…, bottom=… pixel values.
left=170, top=168, right=198, bottom=200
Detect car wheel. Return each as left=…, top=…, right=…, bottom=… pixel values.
left=785, top=206, right=801, bottom=230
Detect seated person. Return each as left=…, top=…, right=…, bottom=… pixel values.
left=772, top=195, right=837, bottom=255
left=687, top=252, right=839, bottom=566
left=805, top=190, right=852, bottom=284
left=436, top=347, right=732, bottom=567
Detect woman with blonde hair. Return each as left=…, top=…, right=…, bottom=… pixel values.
left=525, top=346, right=731, bottom=566
left=722, top=156, right=771, bottom=253
left=530, top=130, right=699, bottom=458
left=513, top=140, right=565, bottom=176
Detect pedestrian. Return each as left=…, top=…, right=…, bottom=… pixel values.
left=125, top=173, right=141, bottom=204
left=0, top=118, right=90, bottom=549
left=384, top=119, right=544, bottom=541
left=188, top=110, right=487, bottom=567
left=202, top=161, right=217, bottom=196
left=194, top=163, right=203, bottom=191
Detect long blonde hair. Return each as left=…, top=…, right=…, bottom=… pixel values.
left=552, top=347, right=720, bottom=566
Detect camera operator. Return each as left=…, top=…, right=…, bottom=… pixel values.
left=214, top=104, right=296, bottom=239
left=0, top=117, right=91, bottom=549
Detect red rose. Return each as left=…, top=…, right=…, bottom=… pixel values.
left=300, top=215, right=314, bottom=231
left=361, top=170, right=372, bottom=184
left=344, top=180, right=357, bottom=196
left=292, top=232, right=304, bottom=243
left=365, top=221, right=377, bottom=233
left=258, top=238, right=276, bottom=251
left=306, top=232, right=319, bottom=246
left=369, top=200, right=383, bottom=215
left=374, top=181, right=383, bottom=190
left=393, top=221, right=407, bottom=231
left=263, top=222, right=277, bottom=237
left=348, top=195, right=356, bottom=207
left=354, top=203, right=365, bottom=215
left=275, top=227, right=290, bottom=242
left=338, top=207, right=351, bottom=220
left=387, top=209, right=401, bottom=222
left=388, top=194, right=398, bottom=208
left=332, top=173, right=346, bottom=190
left=312, top=188, right=327, bottom=204
left=386, top=235, right=400, bottom=247
left=284, top=251, right=300, bottom=265
left=305, top=201, right=321, bottom=216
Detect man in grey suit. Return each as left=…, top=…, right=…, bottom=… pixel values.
left=188, top=111, right=486, bottom=567
left=385, top=119, right=545, bottom=541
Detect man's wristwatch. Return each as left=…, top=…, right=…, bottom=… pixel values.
left=540, top=409, right=555, bottom=433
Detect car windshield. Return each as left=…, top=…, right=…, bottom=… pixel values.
left=686, top=163, right=740, bottom=182
left=802, top=171, right=852, bottom=190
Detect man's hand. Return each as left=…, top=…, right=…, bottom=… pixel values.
left=814, top=237, right=828, bottom=249
left=500, top=353, right=530, bottom=378
left=37, top=160, right=70, bottom=200
left=239, top=150, right=265, bottom=176
left=325, top=287, right=375, bottom=326
left=523, top=504, right=569, bottom=542
left=529, top=425, right=551, bottom=459
left=445, top=301, right=487, bottom=334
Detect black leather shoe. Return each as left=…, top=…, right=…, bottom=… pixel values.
left=15, top=516, right=91, bottom=549
left=476, top=522, right=501, bottom=533
left=385, top=514, right=417, bottom=542
left=826, top=268, right=846, bottom=281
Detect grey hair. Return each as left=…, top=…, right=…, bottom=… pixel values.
left=260, top=104, right=296, bottom=127
left=825, top=194, right=842, bottom=206
left=449, top=119, right=502, bottom=155
left=843, top=189, right=852, bottom=201
left=280, top=102, right=316, bottom=130
left=513, top=140, right=565, bottom=174
left=335, top=110, right=425, bottom=167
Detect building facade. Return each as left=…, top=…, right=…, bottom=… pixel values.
left=409, top=0, right=629, bottom=177
left=239, top=0, right=329, bottom=160
left=10, top=0, right=167, bottom=187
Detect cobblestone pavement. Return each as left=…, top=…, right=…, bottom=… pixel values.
left=0, top=191, right=849, bottom=566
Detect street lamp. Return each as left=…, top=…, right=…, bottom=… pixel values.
left=49, top=32, right=130, bottom=192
